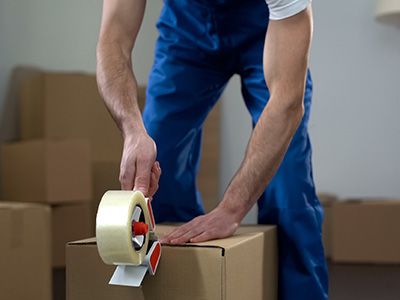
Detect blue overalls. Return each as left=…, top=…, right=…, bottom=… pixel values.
left=142, top=0, right=328, bottom=299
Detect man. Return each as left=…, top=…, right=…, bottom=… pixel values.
left=96, top=0, right=328, bottom=299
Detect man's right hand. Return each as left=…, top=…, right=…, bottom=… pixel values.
left=119, top=131, right=161, bottom=198
left=96, top=1, right=155, bottom=195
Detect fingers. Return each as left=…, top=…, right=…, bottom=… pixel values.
left=160, top=222, right=193, bottom=244
left=160, top=207, right=239, bottom=245
left=119, top=158, right=135, bottom=190
left=171, top=227, right=204, bottom=244
left=119, top=134, right=158, bottom=194
left=161, top=217, right=203, bottom=244
left=190, top=231, right=214, bottom=243
left=120, top=155, right=159, bottom=196
left=148, top=162, right=161, bottom=197
left=133, top=155, right=155, bottom=196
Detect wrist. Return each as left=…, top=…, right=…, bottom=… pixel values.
left=121, top=113, right=146, bottom=139
left=218, top=186, right=252, bottom=222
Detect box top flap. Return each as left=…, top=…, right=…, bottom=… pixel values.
left=68, top=225, right=276, bottom=251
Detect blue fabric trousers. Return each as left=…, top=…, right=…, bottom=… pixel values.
left=143, top=0, right=328, bottom=299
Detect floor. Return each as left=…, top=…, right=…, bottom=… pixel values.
left=54, top=263, right=400, bottom=299
left=329, top=264, right=400, bottom=300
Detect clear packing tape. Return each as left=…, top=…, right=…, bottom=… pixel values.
left=96, top=191, right=161, bottom=287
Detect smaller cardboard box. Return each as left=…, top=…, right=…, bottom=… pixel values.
left=1, top=139, right=92, bottom=204
left=52, top=203, right=93, bottom=268
left=331, top=199, right=400, bottom=263
left=318, top=192, right=337, bottom=259
left=67, top=225, right=277, bottom=300
left=0, top=202, right=52, bottom=300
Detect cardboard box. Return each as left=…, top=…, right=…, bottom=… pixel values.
left=19, top=72, right=123, bottom=162
left=197, top=102, right=221, bottom=213
left=52, top=203, right=93, bottom=268
left=67, top=225, right=277, bottom=300
left=331, top=199, right=400, bottom=263
left=0, top=202, right=52, bottom=300
left=1, top=139, right=92, bottom=204
left=318, top=192, right=337, bottom=258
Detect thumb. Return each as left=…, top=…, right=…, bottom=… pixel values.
left=133, top=158, right=153, bottom=196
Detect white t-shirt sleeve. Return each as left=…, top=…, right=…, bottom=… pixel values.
left=266, top=0, right=311, bottom=20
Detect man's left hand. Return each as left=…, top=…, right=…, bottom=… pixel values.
left=160, top=206, right=241, bottom=244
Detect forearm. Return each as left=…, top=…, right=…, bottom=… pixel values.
left=96, top=0, right=146, bottom=138
left=220, top=7, right=312, bottom=219
left=221, top=97, right=304, bottom=218
left=97, top=44, right=144, bottom=137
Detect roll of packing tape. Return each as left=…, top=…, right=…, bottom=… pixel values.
left=96, top=191, right=150, bottom=266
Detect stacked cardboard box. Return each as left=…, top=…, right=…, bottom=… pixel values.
left=1, top=69, right=222, bottom=299
left=18, top=72, right=123, bottom=161
left=17, top=71, right=123, bottom=227
left=66, top=225, right=278, bottom=300
left=0, top=139, right=93, bottom=268
left=0, top=71, right=104, bottom=299
left=0, top=202, right=52, bottom=300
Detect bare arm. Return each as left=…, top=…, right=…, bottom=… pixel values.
left=97, top=0, right=160, bottom=195
left=220, top=6, right=313, bottom=219
left=97, top=0, right=145, bottom=135
left=162, top=6, right=313, bottom=244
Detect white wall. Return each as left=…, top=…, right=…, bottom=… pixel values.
left=1, top=0, right=399, bottom=224
left=309, top=0, right=400, bottom=198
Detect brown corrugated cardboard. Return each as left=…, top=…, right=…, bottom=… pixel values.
left=197, top=102, right=221, bottom=213
left=19, top=72, right=123, bottom=162
left=0, top=202, right=52, bottom=300
left=66, top=225, right=277, bottom=300
left=331, top=199, right=400, bottom=263
left=318, top=192, right=337, bottom=258
left=1, top=139, right=92, bottom=204
left=52, top=203, right=93, bottom=268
